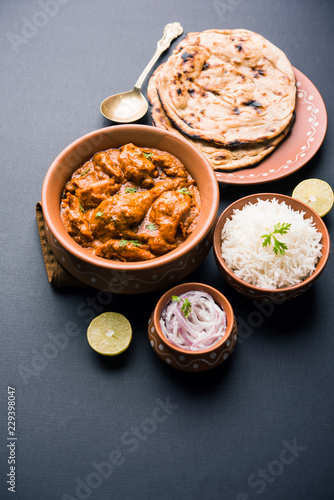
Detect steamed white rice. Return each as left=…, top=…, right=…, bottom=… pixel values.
left=221, top=198, right=323, bottom=289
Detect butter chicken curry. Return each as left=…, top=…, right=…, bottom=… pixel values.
left=60, top=143, right=201, bottom=262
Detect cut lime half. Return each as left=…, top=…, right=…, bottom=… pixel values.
left=87, top=312, right=132, bottom=356
left=292, top=178, right=333, bottom=217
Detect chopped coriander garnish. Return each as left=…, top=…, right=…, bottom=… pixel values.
left=119, top=239, right=142, bottom=247
left=261, top=222, right=291, bottom=255
left=95, top=211, right=104, bottom=218
left=146, top=223, right=157, bottom=231
left=125, top=187, right=138, bottom=193
left=80, top=167, right=91, bottom=176
left=78, top=200, right=85, bottom=213
left=178, top=187, right=192, bottom=196
left=181, top=298, right=192, bottom=318
left=172, top=295, right=192, bottom=318
left=143, top=152, right=153, bottom=159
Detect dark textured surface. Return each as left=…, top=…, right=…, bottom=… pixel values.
left=1, top=1, right=333, bottom=499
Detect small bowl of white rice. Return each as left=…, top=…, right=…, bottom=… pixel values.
left=213, top=193, right=330, bottom=302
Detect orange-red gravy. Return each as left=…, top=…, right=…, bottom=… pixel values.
left=60, top=143, right=201, bottom=262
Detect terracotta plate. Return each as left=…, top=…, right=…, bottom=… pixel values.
left=216, top=68, right=327, bottom=185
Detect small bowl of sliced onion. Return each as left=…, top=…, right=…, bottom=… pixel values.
left=148, top=282, right=237, bottom=372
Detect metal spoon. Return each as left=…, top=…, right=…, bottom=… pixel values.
left=100, top=22, right=183, bottom=123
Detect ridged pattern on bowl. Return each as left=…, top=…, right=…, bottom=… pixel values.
left=41, top=125, right=219, bottom=293
left=148, top=313, right=237, bottom=372
left=213, top=193, right=330, bottom=302
left=46, top=221, right=213, bottom=293
left=147, top=282, right=237, bottom=372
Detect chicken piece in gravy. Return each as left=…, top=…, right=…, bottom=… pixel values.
left=60, top=144, right=201, bottom=262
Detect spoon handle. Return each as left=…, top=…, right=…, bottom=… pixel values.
left=134, top=22, right=183, bottom=90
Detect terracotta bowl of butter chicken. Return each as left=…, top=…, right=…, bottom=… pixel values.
left=41, top=125, right=219, bottom=293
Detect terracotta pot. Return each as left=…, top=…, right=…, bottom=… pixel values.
left=148, top=282, right=237, bottom=372
left=41, top=125, right=219, bottom=293
left=213, top=193, right=330, bottom=302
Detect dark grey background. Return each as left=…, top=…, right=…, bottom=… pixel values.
left=1, top=1, right=333, bottom=499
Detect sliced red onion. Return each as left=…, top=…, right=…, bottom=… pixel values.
left=160, top=291, right=226, bottom=351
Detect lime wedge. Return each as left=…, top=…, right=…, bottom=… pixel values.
left=292, top=178, right=334, bottom=217
left=87, top=312, right=132, bottom=355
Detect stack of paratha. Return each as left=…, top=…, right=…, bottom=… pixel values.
left=147, top=29, right=296, bottom=171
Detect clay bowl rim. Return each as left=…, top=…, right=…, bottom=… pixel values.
left=152, top=282, right=235, bottom=356
left=213, top=192, right=331, bottom=295
left=41, top=124, right=219, bottom=271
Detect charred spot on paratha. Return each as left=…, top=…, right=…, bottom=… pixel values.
left=253, top=68, right=266, bottom=78
left=242, top=99, right=263, bottom=109
left=181, top=51, right=194, bottom=62
left=228, top=140, right=249, bottom=148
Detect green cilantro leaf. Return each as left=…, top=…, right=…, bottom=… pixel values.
left=143, top=152, right=153, bottom=159
left=181, top=298, right=192, bottom=318
left=171, top=295, right=192, bottom=318
left=119, top=239, right=142, bottom=247
left=261, top=222, right=291, bottom=256
left=125, top=187, right=138, bottom=193
left=78, top=200, right=85, bottom=213
left=146, top=223, right=157, bottom=231
left=178, top=188, right=192, bottom=196
left=95, top=211, right=104, bottom=218
left=80, top=167, right=91, bottom=176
